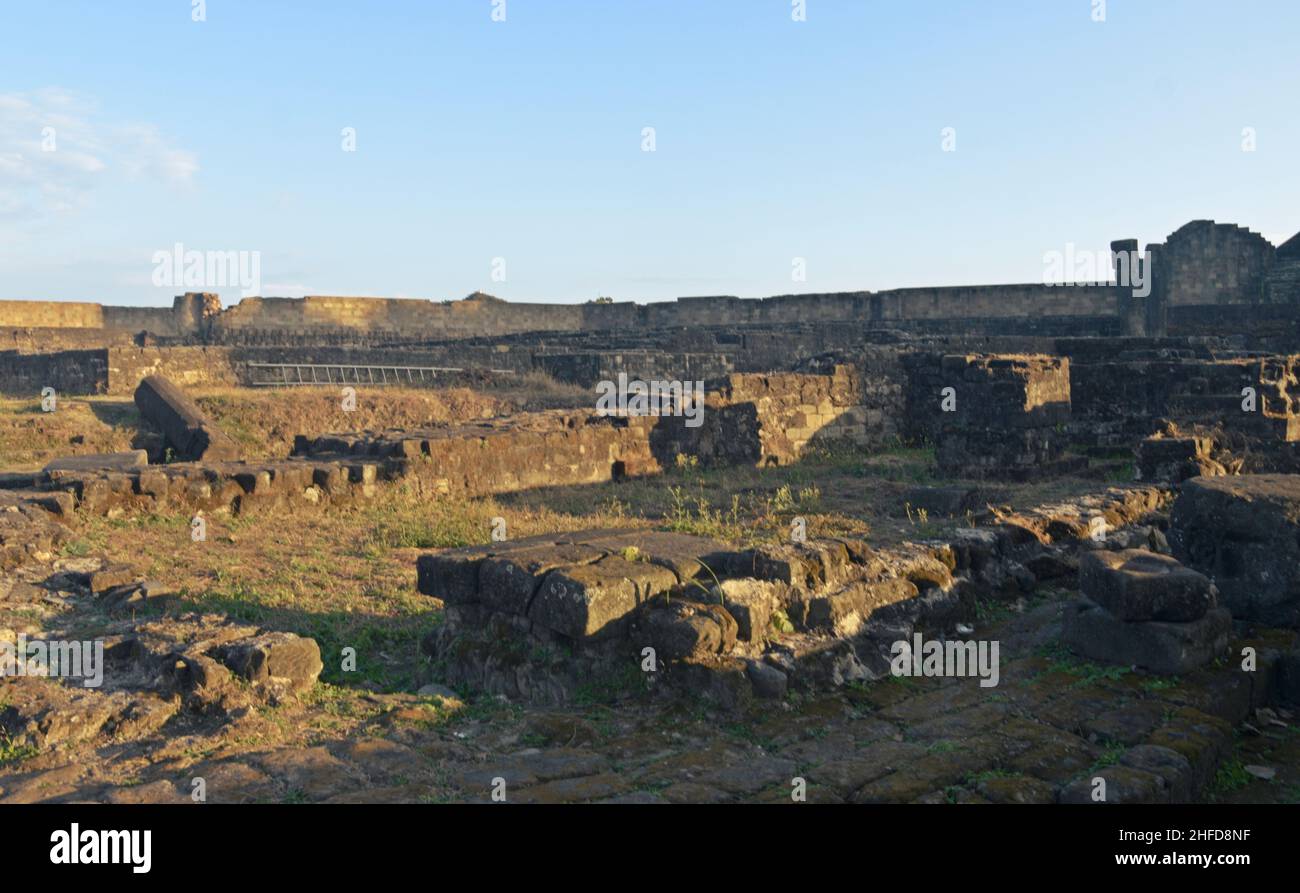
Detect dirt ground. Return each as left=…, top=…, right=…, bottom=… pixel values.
left=1, top=389, right=1296, bottom=804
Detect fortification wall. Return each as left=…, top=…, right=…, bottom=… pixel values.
left=102, top=306, right=188, bottom=337
left=0, top=300, right=104, bottom=329
left=1156, top=220, right=1275, bottom=306
left=0, top=327, right=138, bottom=352
left=212, top=295, right=585, bottom=338
left=3, top=217, right=1292, bottom=345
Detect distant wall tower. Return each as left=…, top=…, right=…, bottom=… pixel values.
left=172, top=292, right=222, bottom=338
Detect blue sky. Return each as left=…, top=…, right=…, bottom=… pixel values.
left=1, top=0, right=1296, bottom=306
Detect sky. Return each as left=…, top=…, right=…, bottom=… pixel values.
left=1, top=0, right=1296, bottom=307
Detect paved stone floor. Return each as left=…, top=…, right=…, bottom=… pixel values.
left=4, top=588, right=1294, bottom=805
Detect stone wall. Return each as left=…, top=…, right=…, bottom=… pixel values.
left=931, top=355, right=1073, bottom=478
left=536, top=351, right=735, bottom=388
left=3, top=218, right=1295, bottom=346
left=0, top=300, right=104, bottom=329
left=106, top=347, right=240, bottom=394
left=0, top=349, right=108, bottom=397
left=291, top=367, right=882, bottom=482
left=1154, top=220, right=1275, bottom=306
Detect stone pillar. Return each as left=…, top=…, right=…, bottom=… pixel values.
left=934, top=354, right=1074, bottom=480
left=1110, top=239, right=1144, bottom=336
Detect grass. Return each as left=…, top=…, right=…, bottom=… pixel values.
left=0, top=731, right=40, bottom=767
left=1209, top=760, right=1252, bottom=798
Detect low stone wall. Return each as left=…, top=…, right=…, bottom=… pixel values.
left=106, top=347, right=240, bottom=394
left=0, top=349, right=109, bottom=397
left=293, top=367, right=882, bottom=480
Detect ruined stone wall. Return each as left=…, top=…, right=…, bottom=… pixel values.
left=535, top=351, right=735, bottom=388
left=877, top=284, right=1117, bottom=321
left=1068, top=354, right=1300, bottom=447
left=1155, top=220, right=1275, bottom=306
left=1168, top=304, right=1300, bottom=351
left=106, top=347, right=241, bottom=394
left=662, top=365, right=891, bottom=467
left=213, top=295, right=586, bottom=338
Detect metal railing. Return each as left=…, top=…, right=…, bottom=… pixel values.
left=244, top=362, right=514, bottom=387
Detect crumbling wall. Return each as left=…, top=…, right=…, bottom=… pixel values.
left=1155, top=220, right=1275, bottom=306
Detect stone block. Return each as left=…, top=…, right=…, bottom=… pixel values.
left=1079, top=549, right=1216, bottom=622
left=1061, top=598, right=1231, bottom=674
left=1170, top=474, right=1300, bottom=626
left=529, top=556, right=678, bottom=639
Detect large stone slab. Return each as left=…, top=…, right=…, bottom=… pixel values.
left=134, top=374, right=240, bottom=461
left=1170, top=474, right=1300, bottom=627
left=529, top=556, right=678, bottom=639
left=479, top=543, right=607, bottom=615
left=1079, top=549, right=1216, bottom=622
left=559, top=529, right=737, bottom=582
left=415, top=532, right=575, bottom=605
left=1061, top=598, right=1231, bottom=674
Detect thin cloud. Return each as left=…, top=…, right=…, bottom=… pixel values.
left=0, top=88, right=199, bottom=221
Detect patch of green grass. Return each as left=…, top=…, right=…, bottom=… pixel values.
left=0, top=733, right=39, bottom=767
left=1089, top=742, right=1127, bottom=772
left=1209, top=760, right=1252, bottom=798
left=1141, top=675, right=1180, bottom=692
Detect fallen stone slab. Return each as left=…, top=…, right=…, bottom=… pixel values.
left=1061, top=598, right=1231, bottom=674
left=43, top=450, right=148, bottom=473
left=133, top=374, right=241, bottom=461
left=1170, top=474, right=1300, bottom=627
left=1079, top=549, right=1216, bottom=623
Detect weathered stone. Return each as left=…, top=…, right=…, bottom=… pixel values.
left=640, top=602, right=723, bottom=660
left=529, top=556, right=677, bottom=639
left=1170, top=474, right=1300, bottom=626
left=133, top=374, right=240, bottom=461
left=1061, top=598, right=1231, bottom=674
left=89, top=563, right=137, bottom=595
left=216, top=632, right=323, bottom=691
left=1079, top=549, right=1216, bottom=622
left=479, top=543, right=605, bottom=615
left=719, top=578, right=781, bottom=642
left=745, top=658, right=788, bottom=699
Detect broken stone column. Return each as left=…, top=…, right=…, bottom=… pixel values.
left=934, top=354, right=1074, bottom=479
left=133, top=374, right=241, bottom=461
left=1062, top=549, right=1230, bottom=673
